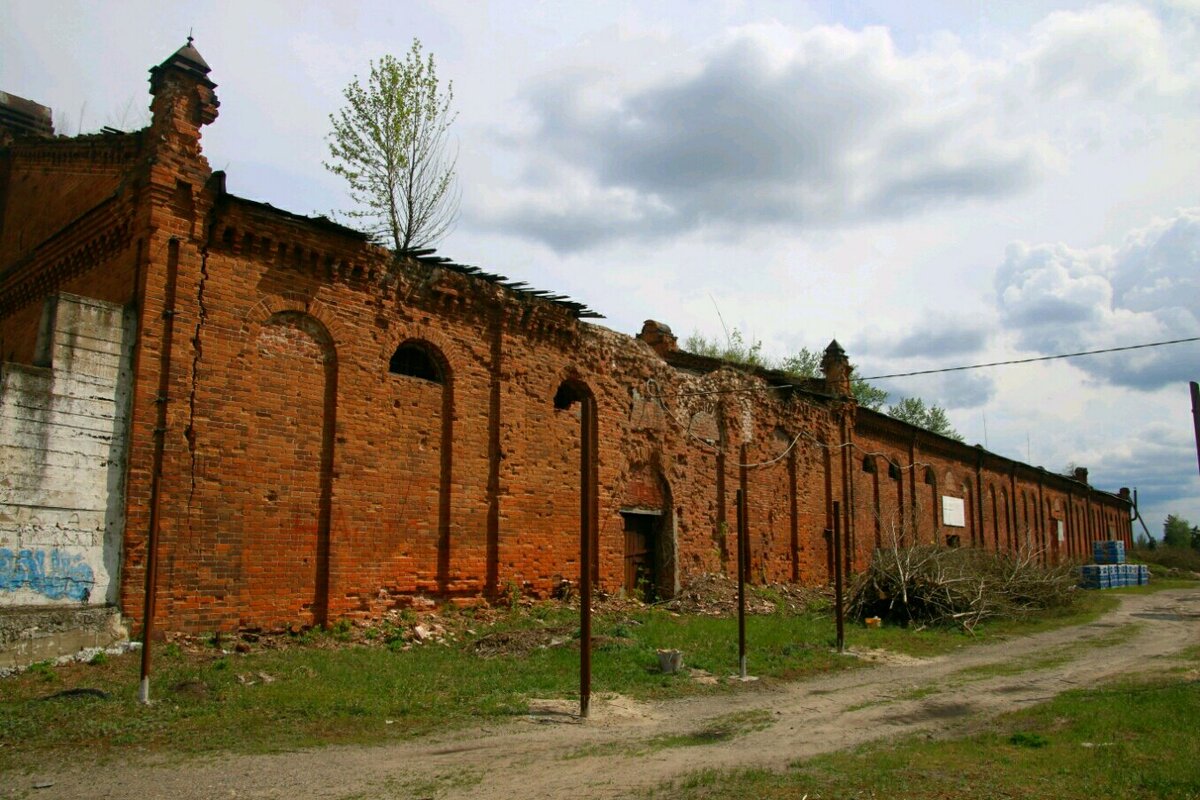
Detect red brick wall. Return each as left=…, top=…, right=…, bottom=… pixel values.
left=0, top=135, right=141, bottom=267
left=119, top=211, right=861, bottom=632
left=850, top=412, right=1132, bottom=571
left=0, top=55, right=1133, bottom=634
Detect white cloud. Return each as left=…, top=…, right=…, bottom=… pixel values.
left=472, top=4, right=1199, bottom=253
left=994, top=208, right=1200, bottom=390
left=475, top=22, right=1051, bottom=250
left=1022, top=4, right=1183, bottom=102
left=1077, top=414, right=1200, bottom=530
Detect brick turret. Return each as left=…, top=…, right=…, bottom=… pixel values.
left=821, top=339, right=852, bottom=397
left=148, top=37, right=219, bottom=160
left=637, top=320, right=678, bottom=358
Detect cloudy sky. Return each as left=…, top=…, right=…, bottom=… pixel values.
left=4, top=0, right=1198, bottom=531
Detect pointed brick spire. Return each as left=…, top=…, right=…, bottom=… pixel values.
left=151, top=37, right=216, bottom=91
left=148, top=37, right=220, bottom=137
left=821, top=339, right=852, bottom=397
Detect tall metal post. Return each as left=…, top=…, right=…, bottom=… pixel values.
left=1191, top=382, right=1200, bottom=477
left=832, top=501, right=844, bottom=653
left=736, top=489, right=747, bottom=678
left=579, top=394, right=595, bottom=719
left=140, top=238, right=180, bottom=705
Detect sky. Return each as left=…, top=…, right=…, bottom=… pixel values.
left=3, top=0, right=1198, bottom=534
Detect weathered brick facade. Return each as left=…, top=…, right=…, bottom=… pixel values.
left=0, top=43, right=1133, bottom=635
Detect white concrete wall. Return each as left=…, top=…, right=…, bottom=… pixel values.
left=0, top=294, right=135, bottom=607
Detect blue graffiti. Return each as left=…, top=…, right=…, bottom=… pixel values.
left=0, top=548, right=94, bottom=602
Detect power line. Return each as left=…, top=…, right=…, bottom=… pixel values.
left=862, top=336, right=1200, bottom=382
left=646, top=335, right=1200, bottom=401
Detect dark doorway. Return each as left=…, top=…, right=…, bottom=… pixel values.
left=621, top=511, right=660, bottom=602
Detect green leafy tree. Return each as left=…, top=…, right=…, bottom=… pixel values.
left=326, top=39, right=458, bottom=253
left=887, top=396, right=964, bottom=441
left=1162, top=514, right=1193, bottom=548
left=682, top=331, right=888, bottom=411
left=777, top=346, right=888, bottom=410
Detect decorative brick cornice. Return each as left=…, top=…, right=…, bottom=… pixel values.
left=0, top=195, right=133, bottom=319
left=209, top=196, right=588, bottom=341
left=4, top=131, right=145, bottom=173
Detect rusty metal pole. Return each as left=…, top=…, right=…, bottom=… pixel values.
left=736, top=489, right=747, bottom=678
left=833, top=501, right=844, bottom=653
left=1191, top=382, right=1200, bottom=477
left=140, top=238, right=180, bottom=705
left=579, top=394, right=595, bottom=719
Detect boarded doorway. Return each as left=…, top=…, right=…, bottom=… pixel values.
left=621, top=510, right=660, bottom=602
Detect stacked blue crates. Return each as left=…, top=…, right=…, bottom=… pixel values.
left=1079, top=541, right=1147, bottom=589
left=1092, top=540, right=1126, bottom=565
left=1079, top=564, right=1107, bottom=589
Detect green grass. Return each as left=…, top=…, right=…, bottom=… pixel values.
left=643, top=657, right=1200, bottom=800
left=0, top=585, right=1164, bottom=772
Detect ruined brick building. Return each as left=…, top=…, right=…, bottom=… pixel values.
left=0, top=43, right=1133, bottom=660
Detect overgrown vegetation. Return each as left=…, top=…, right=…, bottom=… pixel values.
left=682, top=328, right=962, bottom=438
left=683, top=330, right=888, bottom=410
left=848, top=544, right=1078, bottom=631
left=1132, top=543, right=1200, bottom=577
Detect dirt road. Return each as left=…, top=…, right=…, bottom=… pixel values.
left=18, top=588, right=1200, bottom=800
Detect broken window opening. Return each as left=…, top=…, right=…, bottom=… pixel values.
left=554, top=381, right=588, bottom=410
left=389, top=342, right=443, bottom=383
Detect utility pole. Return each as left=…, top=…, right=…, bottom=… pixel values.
left=1190, top=381, right=1200, bottom=477
left=579, top=392, right=596, bottom=720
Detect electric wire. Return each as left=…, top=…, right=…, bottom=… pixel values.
left=643, top=335, right=1200, bottom=401
left=860, top=336, right=1200, bottom=382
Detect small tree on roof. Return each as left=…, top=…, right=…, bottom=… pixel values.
left=325, top=39, right=459, bottom=253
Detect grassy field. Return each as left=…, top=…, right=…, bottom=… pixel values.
left=0, top=582, right=1162, bottom=773
left=642, top=653, right=1200, bottom=800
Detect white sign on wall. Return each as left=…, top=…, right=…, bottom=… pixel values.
left=1057, top=520, right=1065, bottom=542
left=942, top=496, right=965, bottom=527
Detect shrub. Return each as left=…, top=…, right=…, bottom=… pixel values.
left=1132, top=545, right=1200, bottom=575
left=848, top=545, right=1077, bottom=631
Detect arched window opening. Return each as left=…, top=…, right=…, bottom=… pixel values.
left=554, top=381, right=589, bottom=410
left=887, top=461, right=901, bottom=480
left=389, top=341, right=443, bottom=383
left=862, top=456, right=876, bottom=473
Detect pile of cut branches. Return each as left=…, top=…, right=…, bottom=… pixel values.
left=847, top=545, right=1077, bottom=632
